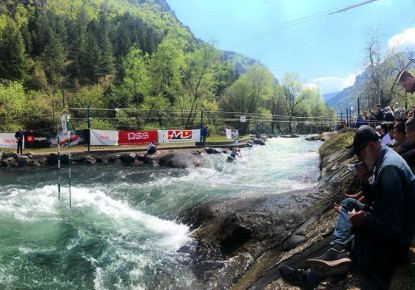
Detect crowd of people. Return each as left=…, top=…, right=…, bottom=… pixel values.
left=279, top=70, right=415, bottom=289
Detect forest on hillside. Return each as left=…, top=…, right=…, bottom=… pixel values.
left=0, top=0, right=336, bottom=135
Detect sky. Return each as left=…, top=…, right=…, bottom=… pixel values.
left=167, top=0, right=415, bottom=95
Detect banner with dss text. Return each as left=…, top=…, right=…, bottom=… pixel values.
left=118, top=130, right=158, bottom=145
left=161, top=129, right=201, bottom=144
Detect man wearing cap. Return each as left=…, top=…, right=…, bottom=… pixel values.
left=399, top=70, right=415, bottom=94
left=279, top=125, right=415, bottom=289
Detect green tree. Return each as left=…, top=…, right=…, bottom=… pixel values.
left=221, top=64, right=273, bottom=115
left=0, top=18, right=28, bottom=81
left=267, top=83, right=288, bottom=134
left=177, top=42, right=220, bottom=127
left=281, top=73, right=308, bottom=134
left=0, top=81, right=27, bottom=131
left=42, top=33, right=66, bottom=85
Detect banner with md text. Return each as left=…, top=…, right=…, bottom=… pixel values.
left=90, top=129, right=118, bottom=146
left=161, top=129, right=201, bottom=144
left=118, top=130, right=158, bottom=145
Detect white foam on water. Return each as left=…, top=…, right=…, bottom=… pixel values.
left=0, top=185, right=59, bottom=222
left=65, top=186, right=192, bottom=251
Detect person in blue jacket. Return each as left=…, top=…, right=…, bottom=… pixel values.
left=279, top=125, right=415, bottom=289
left=201, top=125, right=209, bottom=146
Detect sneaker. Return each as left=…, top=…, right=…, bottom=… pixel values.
left=307, top=245, right=351, bottom=276
left=278, top=265, right=317, bottom=289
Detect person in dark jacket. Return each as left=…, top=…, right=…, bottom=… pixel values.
left=279, top=125, right=415, bottom=289
left=14, top=127, right=24, bottom=154
left=201, top=125, right=209, bottom=146
left=374, top=104, right=384, bottom=122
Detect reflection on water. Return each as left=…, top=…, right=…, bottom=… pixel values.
left=0, top=137, right=322, bottom=289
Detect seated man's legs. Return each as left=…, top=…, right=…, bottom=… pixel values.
left=307, top=198, right=365, bottom=275
left=332, top=198, right=365, bottom=247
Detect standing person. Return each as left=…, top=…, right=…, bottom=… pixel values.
left=374, top=104, right=384, bottom=123
left=399, top=70, right=415, bottom=94
left=14, top=127, right=24, bottom=154
left=201, top=125, right=209, bottom=146
left=279, top=125, right=415, bottom=289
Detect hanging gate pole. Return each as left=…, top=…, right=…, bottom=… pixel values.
left=67, top=115, right=72, bottom=208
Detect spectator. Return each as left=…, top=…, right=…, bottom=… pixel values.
left=401, top=117, right=415, bottom=167
left=398, top=70, right=415, bottom=94
left=146, top=141, right=157, bottom=155
left=375, top=125, right=381, bottom=137
left=393, top=122, right=412, bottom=154
left=279, top=125, right=415, bottom=289
left=374, top=104, right=384, bottom=122
left=383, top=106, right=395, bottom=122
left=381, top=122, right=394, bottom=146
left=201, top=125, right=209, bottom=146
left=14, top=127, right=24, bottom=154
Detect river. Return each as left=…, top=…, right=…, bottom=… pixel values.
left=0, top=136, right=322, bottom=289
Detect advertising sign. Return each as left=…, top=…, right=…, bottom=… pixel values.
left=90, top=129, right=118, bottom=146
left=0, top=133, right=18, bottom=149
left=162, top=129, right=201, bottom=143
left=118, top=130, right=158, bottom=145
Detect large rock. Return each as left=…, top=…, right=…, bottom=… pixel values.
left=158, top=152, right=202, bottom=168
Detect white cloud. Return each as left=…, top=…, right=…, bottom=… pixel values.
left=308, top=74, right=357, bottom=94
left=388, top=27, right=415, bottom=52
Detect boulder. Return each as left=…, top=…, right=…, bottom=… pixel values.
left=204, top=147, right=223, bottom=154
left=119, top=153, right=137, bottom=164
left=158, top=152, right=203, bottom=168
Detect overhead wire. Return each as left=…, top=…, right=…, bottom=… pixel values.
left=228, top=0, right=380, bottom=50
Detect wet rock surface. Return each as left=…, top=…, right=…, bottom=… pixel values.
left=177, top=133, right=415, bottom=289
left=0, top=149, right=205, bottom=169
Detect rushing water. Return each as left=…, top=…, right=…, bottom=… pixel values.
left=0, top=137, right=322, bottom=289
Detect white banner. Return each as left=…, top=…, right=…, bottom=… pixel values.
left=157, top=130, right=165, bottom=144
left=225, top=128, right=232, bottom=140
left=0, top=133, right=19, bottom=149
left=161, top=129, right=201, bottom=144
left=61, top=114, right=67, bottom=134
left=225, top=128, right=239, bottom=140
left=90, top=129, right=118, bottom=146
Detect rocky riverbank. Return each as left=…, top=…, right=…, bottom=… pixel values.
left=177, top=130, right=415, bottom=289
left=0, top=147, right=229, bottom=169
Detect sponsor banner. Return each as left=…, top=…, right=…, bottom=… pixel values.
left=0, top=133, right=20, bottom=149
left=157, top=130, right=164, bottom=144
left=225, top=128, right=239, bottom=140
left=49, top=130, right=86, bottom=147
left=61, top=114, right=68, bottom=134
left=25, top=132, right=50, bottom=148
left=162, top=129, right=201, bottom=143
left=90, top=129, right=118, bottom=146
left=118, top=130, right=158, bottom=145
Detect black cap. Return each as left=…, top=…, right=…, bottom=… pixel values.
left=348, top=125, right=380, bottom=157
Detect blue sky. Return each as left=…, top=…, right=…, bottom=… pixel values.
left=167, top=0, right=415, bottom=94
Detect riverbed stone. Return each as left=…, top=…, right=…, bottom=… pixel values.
left=158, top=152, right=203, bottom=168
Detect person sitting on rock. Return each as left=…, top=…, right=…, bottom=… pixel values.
left=147, top=142, right=157, bottom=155
left=279, top=125, right=415, bottom=289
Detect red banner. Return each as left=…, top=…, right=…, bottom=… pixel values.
left=118, top=130, right=158, bottom=145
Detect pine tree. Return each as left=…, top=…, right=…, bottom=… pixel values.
left=0, top=18, right=28, bottom=81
